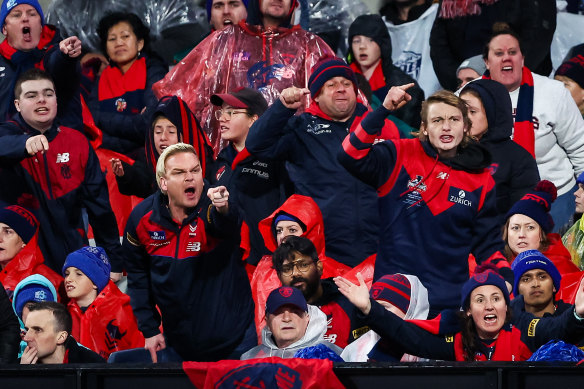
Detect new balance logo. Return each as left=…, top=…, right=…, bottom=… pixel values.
left=56, top=153, right=70, bottom=163
left=186, top=242, right=201, bottom=252
left=436, top=172, right=449, bottom=180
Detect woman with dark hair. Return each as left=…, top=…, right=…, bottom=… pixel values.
left=482, top=25, right=584, bottom=232
left=88, top=12, right=168, bottom=157
left=503, top=181, right=580, bottom=276
left=339, top=86, right=509, bottom=315
left=335, top=269, right=584, bottom=361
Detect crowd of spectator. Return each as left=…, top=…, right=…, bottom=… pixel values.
left=1, top=0, right=584, bottom=368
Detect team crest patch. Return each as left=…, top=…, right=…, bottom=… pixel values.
left=115, top=98, right=127, bottom=112
left=403, top=175, right=426, bottom=207
left=395, top=51, right=422, bottom=80
left=215, top=363, right=302, bottom=389
left=474, top=272, right=489, bottom=283
left=370, top=285, right=384, bottom=299
left=148, top=231, right=166, bottom=241
left=448, top=186, right=473, bottom=207
left=279, top=287, right=293, bottom=298
left=215, top=165, right=226, bottom=181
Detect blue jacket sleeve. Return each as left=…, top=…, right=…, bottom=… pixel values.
left=337, top=106, right=399, bottom=189
left=122, top=203, right=162, bottom=338
left=363, top=298, right=456, bottom=361
left=0, top=125, right=29, bottom=160
left=245, top=99, right=298, bottom=161
left=80, top=142, right=124, bottom=272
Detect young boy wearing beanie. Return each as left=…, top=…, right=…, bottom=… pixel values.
left=63, top=246, right=144, bottom=359
left=0, top=205, right=62, bottom=298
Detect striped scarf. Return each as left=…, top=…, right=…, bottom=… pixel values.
left=439, top=0, right=499, bottom=19
left=484, top=67, right=535, bottom=157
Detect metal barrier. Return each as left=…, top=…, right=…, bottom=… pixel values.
left=1, top=362, right=584, bottom=388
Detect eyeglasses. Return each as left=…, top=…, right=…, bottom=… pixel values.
left=280, top=260, right=314, bottom=276
left=214, top=109, right=248, bottom=120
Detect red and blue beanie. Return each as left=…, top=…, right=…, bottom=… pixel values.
left=62, top=246, right=111, bottom=293
left=0, top=0, right=44, bottom=27
left=266, top=286, right=307, bottom=315
left=460, top=271, right=510, bottom=310
left=555, top=55, right=584, bottom=90
left=308, top=57, right=358, bottom=98
left=0, top=205, right=38, bottom=244
left=370, top=274, right=411, bottom=315
left=505, top=180, right=557, bottom=234
left=511, top=249, right=561, bottom=296
left=206, top=0, right=249, bottom=21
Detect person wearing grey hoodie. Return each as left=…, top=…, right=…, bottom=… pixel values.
left=241, top=286, right=342, bottom=360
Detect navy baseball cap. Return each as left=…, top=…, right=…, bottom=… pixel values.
left=266, top=286, right=307, bottom=315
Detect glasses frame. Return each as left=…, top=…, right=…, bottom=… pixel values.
left=280, top=259, right=314, bottom=277
left=214, top=109, right=249, bottom=120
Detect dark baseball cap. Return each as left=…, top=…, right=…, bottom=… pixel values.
left=265, top=286, right=308, bottom=315
left=211, top=87, right=268, bottom=116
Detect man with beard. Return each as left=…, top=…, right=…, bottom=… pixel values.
left=271, top=236, right=365, bottom=348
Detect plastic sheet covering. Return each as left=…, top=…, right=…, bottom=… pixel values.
left=562, top=217, right=584, bottom=270
left=45, top=0, right=208, bottom=58
left=528, top=340, right=584, bottom=362
left=153, top=24, right=335, bottom=153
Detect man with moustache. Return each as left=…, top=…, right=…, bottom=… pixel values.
left=272, top=236, right=364, bottom=348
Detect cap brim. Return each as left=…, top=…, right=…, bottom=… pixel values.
left=266, top=302, right=307, bottom=315
left=210, top=93, right=249, bottom=108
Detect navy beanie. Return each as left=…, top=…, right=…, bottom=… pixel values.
left=511, top=249, right=561, bottom=296
left=0, top=0, right=44, bottom=27
left=206, top=0, right=249, bottom=22
left=308, top=58, right=358, bottom=98
left=555, top=55, right=584, bottom=90
left=577, top=171, right=584, bottom=186
left=14, top=283, right=54, bottom=317
left=62, top=246, right=111, bottom=293
left=460, top=271, right=510, bottom=310
left=505, top=180, right=557, bottom=234
left=0, top=205, right=38, bottom=244
left=370, top=274, right=411, bottom=315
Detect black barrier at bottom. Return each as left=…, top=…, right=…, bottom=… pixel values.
left=1, top=362, right=584, bottom=388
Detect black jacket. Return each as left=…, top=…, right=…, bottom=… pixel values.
left=0, top=281, right=19, bottom=364
left=348, top=14, right=424, bottom=129
left=64, top=336, right=105, bottom=363
left=461, top=79, right=539, bottom=219
left=380, top=0, right=434, bottom=25
left=430, top=0, right=557, bottom=91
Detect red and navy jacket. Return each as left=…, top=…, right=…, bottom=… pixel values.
left=216, top=144, right=292, bottom=265
left=87, top=55, right=168, bottom=154
left=246, top=99, right=400, bottom=267
left=339, top=106, right=509, bottom=313
left=314, top=278, right=366, bottom=348
left=364, top=298, right=584, bottom=361
left=122, top=189, right=254, bottom=361
left=0, top=115, right=124, bottom=273
left=0, top=25, right=82, bottom=132
left=68, top=281, right=145, bottom=360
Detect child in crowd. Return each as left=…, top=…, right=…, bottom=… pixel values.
left=62, top=246, right=144, bottom=360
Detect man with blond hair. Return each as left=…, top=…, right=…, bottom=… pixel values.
left=123, top=143, right=255, bottom=362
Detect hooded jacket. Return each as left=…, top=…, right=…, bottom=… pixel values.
left=87, top=54, right=168, bottom=155
left=347, top=14, right=424, bottom=129
left=67, top=280, right=145, bottom=360
left=0, top=280, right=21, bottom=364
left=0, top=231, right=63, bottom=300
left=0, top=115, right=124, bottom=273
left=0, top=24, right=82, bottom=132
left=339, top=105, right=509, bottom=312
left=116, top=95, right=216, bottom=198
left=251, top=194, right=352, bottom=340
left=153, top=16, right=334, bottom=153
left=247, top=99, right=400, bottom=267
left=11, top=274, right=59, bottom=357
left=460, top=79, right=539, bottom=218
left=123, top=189, right=254, bottom=361
left=241, top=304, right=342, bottom=359
left=341, top=274, right=430, bottom=362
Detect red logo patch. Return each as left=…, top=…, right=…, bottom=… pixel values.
left=279, top=287, right=293, bottom=298
left=474, top=272, right=488, bottom=283
left=371, top=285, right=383, bottom=299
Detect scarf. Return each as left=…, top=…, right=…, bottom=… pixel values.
left=483, top=67, right=535, bottom=157
left=98, top=57, right=147, bottom=102
left=350, top=61, right=386, bottom=93
left=439, top=0, right=499, bottom=19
